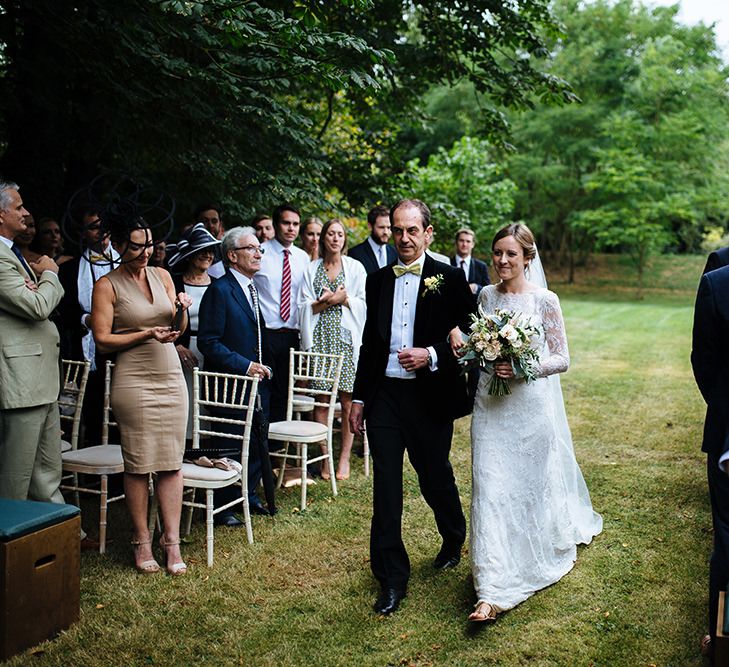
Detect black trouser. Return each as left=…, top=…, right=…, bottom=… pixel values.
left=367, top=378, right=466, bottom=590
left=708, top=452, right=729, bottom=639
left=265, top=328, right=300, bottom=423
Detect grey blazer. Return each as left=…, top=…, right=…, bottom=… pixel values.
left=0, top=242, right=64, bottom=409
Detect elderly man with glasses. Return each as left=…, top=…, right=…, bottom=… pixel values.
left=197, top=226, right=275, bottom=522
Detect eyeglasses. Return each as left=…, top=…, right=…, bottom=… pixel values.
left=233, top=245, right=264, bottom=254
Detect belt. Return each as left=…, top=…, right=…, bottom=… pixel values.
left=266, top=327, right=299, bottom=334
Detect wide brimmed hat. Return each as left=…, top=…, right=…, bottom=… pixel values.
left=166, top=222, right=221, bottom=269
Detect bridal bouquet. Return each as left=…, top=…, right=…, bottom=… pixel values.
left=458, top=306, right=540, bottom=396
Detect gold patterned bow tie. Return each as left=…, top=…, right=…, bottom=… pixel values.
left=392, top=263, right=422, bottom=278
left=89, top=253, right=108, bottom=264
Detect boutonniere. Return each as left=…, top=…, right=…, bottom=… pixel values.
left=422, top=274, right=444, bottom=297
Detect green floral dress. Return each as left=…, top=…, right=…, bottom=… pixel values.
left=311, top=261, right=355, bottom=392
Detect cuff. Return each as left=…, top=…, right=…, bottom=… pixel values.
left=427, top=346, right=438, bottom=372
left=720, top=450, right=729, bottom=473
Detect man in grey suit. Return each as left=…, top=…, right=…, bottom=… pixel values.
left=0, top=181, right=65, bottom=503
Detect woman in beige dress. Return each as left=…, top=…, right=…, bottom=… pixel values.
left=91, top=219, right=192, bottom=575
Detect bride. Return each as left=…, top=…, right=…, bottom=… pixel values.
left=457, top=222, right=602, bottom=623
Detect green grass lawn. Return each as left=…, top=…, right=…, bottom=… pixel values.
left=9, top=265, right=711, bottom=667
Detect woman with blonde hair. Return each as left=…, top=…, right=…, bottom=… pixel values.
left=299, top=218, right=366, bottom=479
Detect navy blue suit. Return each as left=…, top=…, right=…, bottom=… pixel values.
left=348, top=240, right=397, bottom=275
left=692, top=265, right=729, bottom=639
left=703, top=246, right=729, bottom=276
left=450, top=255, right=491, bottom=294
left=197, top=270, right=271, bottom=506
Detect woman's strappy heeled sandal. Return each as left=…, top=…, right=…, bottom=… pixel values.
left=131, top=539, right=161, bottom=575
left=159, top=536, right=187, bottom=576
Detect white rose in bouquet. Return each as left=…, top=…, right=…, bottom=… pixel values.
left=499, top=324, right=519, bottom=344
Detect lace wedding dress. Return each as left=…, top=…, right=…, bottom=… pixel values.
left=470, top=284, right=602, bottom=611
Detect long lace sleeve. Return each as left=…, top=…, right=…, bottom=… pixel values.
left=536, top=290, right=569, bottom=377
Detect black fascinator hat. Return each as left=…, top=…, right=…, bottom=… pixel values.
left=167, top=223, right=221, bottom=270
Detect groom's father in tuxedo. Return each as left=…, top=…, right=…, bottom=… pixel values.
left=692, top=264, right=729, bottom=654
left=0, top=181, right=65, bottom=503
left=350, top=199, right=474, bottom=616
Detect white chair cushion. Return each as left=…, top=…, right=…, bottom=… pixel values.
left=268, top=420, right=328, bottom=441
left=61, top=440, right=72, bottom=453
left=181, top=462, right=239, bottom=482
left=62, top=445, right=124, bottom=468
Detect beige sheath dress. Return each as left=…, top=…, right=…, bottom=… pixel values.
left=106, top=266, right=187, bottom=474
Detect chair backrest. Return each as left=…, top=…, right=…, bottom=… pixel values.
left=285, top=350, right=343, bottom=429
left=192, top=369, right=259, bottom=460
left=59, top=359, right=91, bottom=450
left=102, top=360, right=118, bottom=445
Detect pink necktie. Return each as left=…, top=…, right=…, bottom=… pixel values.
left=280, top=249, right=291, bottom=322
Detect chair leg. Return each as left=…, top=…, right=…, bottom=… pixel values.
left=148, top=490, right=159, bottom=538
left=206, top=489, right=214, bottom=567
left=300, top=443, right=308, bottom=511
left=99, top=474, right=108, bottom=554
left=73, top=473, right=80, bottom=508
left=242, top=493, right=253, bottom=545
left=184, top=488, right=195, bottom=536
left=327, top=439, right=337, bottom=497
left=275, top=442, right=289, bottom=489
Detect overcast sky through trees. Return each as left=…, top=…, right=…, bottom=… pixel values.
left=649, top=0, right=729, bottom=58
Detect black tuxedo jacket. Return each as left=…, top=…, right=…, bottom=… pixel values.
left=353, top=255, right=475, bottom=421
left=692, top=265, right=729, bottom=458
left=348, top=240, right=397, bottom=275
left=451, top=255, right=491, bottom=292
left=703, top=246, right=729, bottom=275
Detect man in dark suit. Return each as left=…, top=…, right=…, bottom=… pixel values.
left=348, top=204, right=397, bottom=274
left=349, top=199, right=474, bottom=616
left=703, top=246, right=729, bottom=275
left=57, top=207, right=118, bottom=445
left=692, top=265, right=729, bottom=658
left=198, top=226, right=274, bottom=523
left=451, top=227, right=490, bottom=295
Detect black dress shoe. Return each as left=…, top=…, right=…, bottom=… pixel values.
left=249, top=502, right=270, bottom=516
left=373, top=588, right=406, bottom=615
left=433, top=545, right=462, bottom=570
left=214, top=513, right=243, bottom=527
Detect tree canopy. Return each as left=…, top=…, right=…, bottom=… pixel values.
left=0, top=0, right=569, bottom=224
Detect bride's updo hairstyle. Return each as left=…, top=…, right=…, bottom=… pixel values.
left=492, top=222, right=537, bottom=262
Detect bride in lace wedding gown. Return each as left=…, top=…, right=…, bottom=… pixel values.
left=467, top=223, right=602, bottom=622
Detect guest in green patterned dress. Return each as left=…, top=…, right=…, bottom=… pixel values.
left=299, top=219, right=367, bottom=479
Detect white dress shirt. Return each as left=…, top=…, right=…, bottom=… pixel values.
left=78, top=244, right=119, bottom=368
left=457, top=254, right=471, bottom=278
left=367, top=236, right=388, bottom=268
left=229, top=267, right=255, bottom=310
left=254, top=237, right=309, bottom=329
left=385, top=253, right=437, bottom=379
